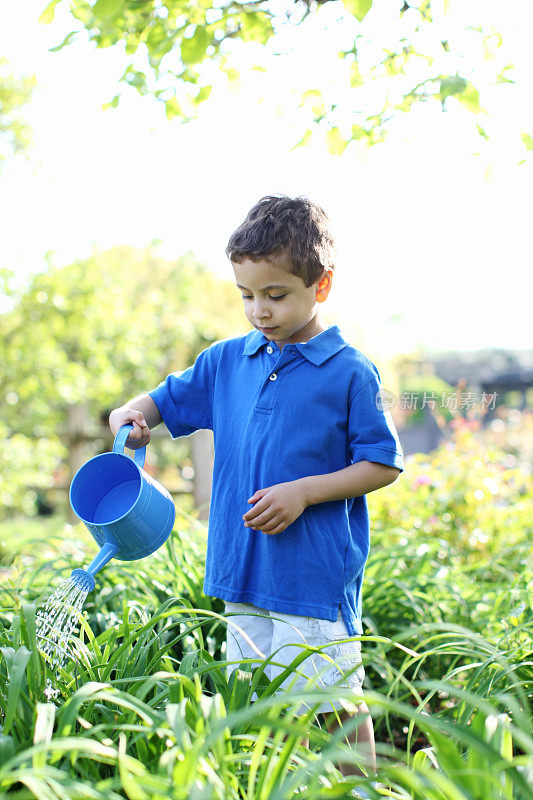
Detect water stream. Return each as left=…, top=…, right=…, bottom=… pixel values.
left=36, top=576, right=90, bottom=699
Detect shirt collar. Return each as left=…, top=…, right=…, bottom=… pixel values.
left=243, top=325, right=349, bottom=366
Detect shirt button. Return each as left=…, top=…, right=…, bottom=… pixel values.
left=269, top=373, right=277, bottom=381
left=267, top=346, right=273, bottom=354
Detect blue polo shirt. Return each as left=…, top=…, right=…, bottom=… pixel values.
left=149, top=324, right=404, bottom=636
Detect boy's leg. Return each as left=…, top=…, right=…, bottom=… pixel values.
left=317, top=702, right=376, bottom=777
left=224, top=601, right=274, bottom=701
left=268, top=607, right=372, bottom=779
left=280, top=703, right=375, bottom=779
left=224, top=604, right=313, bottom=757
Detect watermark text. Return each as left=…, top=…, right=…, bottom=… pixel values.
left=376, top=390, right=498, bottom=412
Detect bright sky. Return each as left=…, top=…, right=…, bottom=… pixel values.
left=0, top=0, right=531, bottom=359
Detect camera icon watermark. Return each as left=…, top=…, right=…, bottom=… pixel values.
left=375, top=388, right=396, bottom=412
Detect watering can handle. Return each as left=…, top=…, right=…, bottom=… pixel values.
left=113, top=424, right=146, bottom=468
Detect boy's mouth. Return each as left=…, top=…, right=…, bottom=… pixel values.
left=258, top=326, right=278, bottom=334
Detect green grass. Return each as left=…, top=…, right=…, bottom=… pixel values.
left=1, top=422, right=532, bottom=799
left=0, top=513, right=68, bottom=553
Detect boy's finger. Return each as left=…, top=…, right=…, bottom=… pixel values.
left=128, top=422, right=145, bottom=442
left=244, top=509, right=276, bottom=528
left=133, top=420, right=149, bottom=435
left=247, top=487, right=271, bottom=504
left=243, top=502, right=265, bottom=520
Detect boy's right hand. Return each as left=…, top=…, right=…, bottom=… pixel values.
left=109, top=408, right=151, bottom=449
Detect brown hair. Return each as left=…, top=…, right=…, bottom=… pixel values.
left=226, top=195, right=335, bottom=287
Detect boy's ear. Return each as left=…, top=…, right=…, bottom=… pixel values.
left=316, top=270, right=333, bottom=303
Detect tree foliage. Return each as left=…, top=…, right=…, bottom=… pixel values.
left=40, top=0, right=522, bottom=150
left=0, top=59, right=35, bottom=166
left=0, top=245, right=243, bottom=515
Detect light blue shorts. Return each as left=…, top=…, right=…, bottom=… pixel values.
left=224, top=601, right=365, bottom=715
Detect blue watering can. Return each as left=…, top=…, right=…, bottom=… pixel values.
left=69, top=424, right=175, bottom=592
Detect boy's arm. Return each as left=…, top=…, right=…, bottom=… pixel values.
left=109, top=393, right=163, bottom=448
left=300, top=461, right=401, bottom=507
left=243, top=462, right=400, bottom=534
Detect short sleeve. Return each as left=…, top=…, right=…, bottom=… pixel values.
left=347, top=365, right=404, bottom=472
left=149, top=347, right=213, bottom=438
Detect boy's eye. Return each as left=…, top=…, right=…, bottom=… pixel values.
left=240, top=294, right=286, bottom=301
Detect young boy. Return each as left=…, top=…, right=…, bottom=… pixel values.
left=109, top=195, right=404, bottom=783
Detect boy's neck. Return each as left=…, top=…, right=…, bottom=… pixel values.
left=274, top=316, right=327, bottom=351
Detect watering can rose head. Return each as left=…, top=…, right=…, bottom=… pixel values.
left=69, top=424, right=175, bottom=591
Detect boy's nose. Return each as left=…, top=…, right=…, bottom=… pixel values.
left=253, top=302, right=271, bottom=320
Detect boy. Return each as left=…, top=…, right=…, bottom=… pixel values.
left=109, top=195, right=404, bottom=784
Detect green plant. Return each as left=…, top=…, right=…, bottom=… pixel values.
left=0, top=416, right=531, bottom=798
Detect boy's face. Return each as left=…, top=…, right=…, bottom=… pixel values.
left=232, top=256, right=331, bottom=348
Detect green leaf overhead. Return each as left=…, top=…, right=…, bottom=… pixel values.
left=38, top=0, right=61, bottom=24
left=520, top=131, right=533, bottom=150
left=438, top=75, right=468, bottom=102
left=92, top=0, right=124, bottom=17
left=326, top=126, right=348, bottom=156
left=342, top=0, right=372, bottom=23
left=39, top=0, right=520, bottom=149
left=0, top=59, right=35, bottom=167
left=181, top=26, right=210, bottom=65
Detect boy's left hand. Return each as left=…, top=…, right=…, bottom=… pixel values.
left=243, top=481, right=307, bottom=535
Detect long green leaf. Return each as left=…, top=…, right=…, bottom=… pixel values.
left=0, top=645, right=31, bottom=735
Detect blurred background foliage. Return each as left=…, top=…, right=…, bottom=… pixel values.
left=0, top=57, right=35, bottom=166
left=0, top=244, right=244, bottom=518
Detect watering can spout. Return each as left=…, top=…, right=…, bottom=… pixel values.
left=85, top=542, right=120, bottom=577
left=70, top=542, right=120, bottom=592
